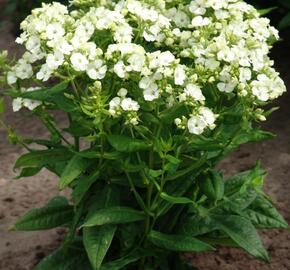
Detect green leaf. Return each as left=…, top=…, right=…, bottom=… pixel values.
left=100, top=251, right=142, bottom=270
left=77, top=150, right=123, bottom=160
left=212, top=214, right=269, bottom=261
left=245, top=196, right=288, bottom=229
left=15, top=167, right=42, bottom=179
left=107, top=134, right=150, bottom=152
left=13, top=196, right=73, bottom=231
left=83, top=225, right=116, bottom=270
left=225, top=165, right=265, bottom=195
left=64, top=119, right=94, bottom=137
left=148, top=230, right=214, bottom=252
left=232, top=129, right=275, bottom=148
left=72, top=170, right=100, bottom=205
left=217, top=189, right=257, bottom=214
left=160, top=192, right=195, bottom=205
left=35, top=241, right=91, bottom=270
left=20, top=81, right=68, bottom=101
left=53, top=94, right=77, bottom=112
left=83, top=206, right=145, bottom=227
left=258, top=7, right=277, bottom=16
left=159, top=103, right=187, bottom=124
left=59, top=155, right=92, bottom=190
left=187, top=136, right=224, bottom=151
left=245, top=208, right=288, bottom=229
left=15, top=148, right=73, bottom=169
left=165, top=153, right=207, bottom=181
left=179, top=215, right=217, bottom=237
left=158, top=157, right=207, bottom=216
left=200, top=171, right=224, bottom=201
left=118, top=223, right=140, bottom=251
left=87, top=186, right=120, bottom=217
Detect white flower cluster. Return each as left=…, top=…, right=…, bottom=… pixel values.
left=12, top=87, right=42, bottom=112
left=7, top=0, right=286, bottom=135
left=109, top=88, right=140, bottom=125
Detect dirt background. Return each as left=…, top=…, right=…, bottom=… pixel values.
left=0, top=21, right=290, bottom=270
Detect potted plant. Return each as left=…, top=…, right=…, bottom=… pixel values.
left=0, top=0, right=288, bottom=269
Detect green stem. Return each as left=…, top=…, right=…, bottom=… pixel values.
left=125, top=172, right=148, bottom=214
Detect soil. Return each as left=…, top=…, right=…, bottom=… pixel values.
left=0, top=28, right=290, bottom=270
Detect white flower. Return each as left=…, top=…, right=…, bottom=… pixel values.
left=12, top=87, right=41, bottom=112
left=184, top=84, right=205, bottom=101
left=174, top=11, right=190, bottom=28
left=143, top=25, right=161, bottom=42
left=14, top=60, right=33, bottom=80
left=158, top=51, right=175, bottom=66
left=87, top=60, right=107, bottom=80
left=56, top=39, right=74, bottom=55
left=200, top=107, right=216, bottom=128
left=25, top=36, right=40, bottom=51
left=114, top=61, right=127, bottom=78
left=143, top=83, right=159, bottom=101
left=12, top=98, right=23, bottom=112
left=205, top=58, right=220, bottom=71
left=217, top=71, right=238, bottom=93
left=71, top=53, right=89, bottom=72
left=239, top=68, right=252, bottom=83
left=109, top=97, right=121, bottom=116
left=23, top=99, right=41, bottom=111
left=118, top=88, right=128, bottom=97
left=251, top=74, right=272, bottom=101
left=36, top=64, right=52, bottom=81
left=191, top=16, right=211, bottom=27
left=174, top=65, right=186, bottom=86
left=128, top=54, right=146, bottom=72
left=15, top=33, right=28, bottom=45
left=189, top=0, right=207, bottom=15
left=46, top=23, right=65, bottom=40
left=7, top=0, right=286, bottom=133
left=139, top=77, right=153, bottom=89
left=121, top=98, right=140, bottom=111
left=187, top=115, right=207, bottom=135
left=217, top=82, right=236, bottom=93
left=46, top=51, right=64, bottom=70
left=7, top=71, right=17, bottom=85
left=217, top=47, right=236, bottom=62
left=114, top=24, right=133, bottom=43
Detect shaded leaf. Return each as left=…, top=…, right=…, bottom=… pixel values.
left=15, top=148, right=73, bottom=169
left=159, top=103, right=187, bottom=124
left=35, top=241, right=91, bottom=270
left=83, top=225, right=116, bottom=270
left=212, top=215, right=269, bottom=261
left=15, top=167, right=42, bottom=179
left=148, top=230, right=214, bottom=252
left=245, top=196, right=288, bottom=229
left=72, top=170, right=100, bottom=205
left=107, top=134, right=150, bottom=152
left=179, top=215, right=217, bottom=237
left=20, top=81, right=68, bottom=101
left=100, top=251, right=142, bottom=270
left=13, top=196, right=73, bottom=231
left=59, top=155, right=92, bottom=189
left=83, top=206, right=145, bottom=227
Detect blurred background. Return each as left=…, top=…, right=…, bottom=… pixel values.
left=0, top=1, right=289, bottom=270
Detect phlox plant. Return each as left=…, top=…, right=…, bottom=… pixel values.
left=0, top=0, right=289, bottom=269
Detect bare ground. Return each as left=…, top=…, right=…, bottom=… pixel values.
left=0, top=29, right=289, bottom=270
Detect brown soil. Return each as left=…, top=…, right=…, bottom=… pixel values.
left=0, top=29, right=290, bottom=270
